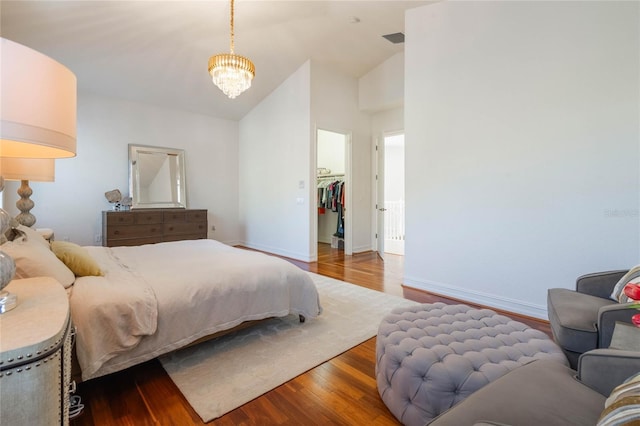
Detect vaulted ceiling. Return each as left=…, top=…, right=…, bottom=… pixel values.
left=1, top=1, right=430, bottom=120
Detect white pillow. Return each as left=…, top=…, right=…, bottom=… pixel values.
left=16, top=225, right=51, bottom=248
left=610, top=264, right=640, bottom=302
left=0, top=235, right=75, bottom=288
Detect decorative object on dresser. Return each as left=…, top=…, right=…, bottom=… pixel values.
left=0, top=157, right=55, bottom=227
left=0, top=277, right=78, bottom=425
left=102, top=209, right=208, bottom=247
left=128, top=144, right=186, bottom=210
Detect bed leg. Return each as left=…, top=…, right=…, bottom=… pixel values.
left=299, top=314, right=306, bottom=323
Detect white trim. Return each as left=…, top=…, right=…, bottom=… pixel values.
left=240, top=241, right=313, bottom=263
left=403, top=276, right=548, bottom=320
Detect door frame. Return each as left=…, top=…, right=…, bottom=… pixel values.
left=311, top=126, right=353, bottom=261
left=375, top=129, right=404, bottom=260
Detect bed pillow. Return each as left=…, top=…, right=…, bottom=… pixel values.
left=51, top=241, right=103, bottom=277
left=0, top=235, right=75, bottom=288
left=16, top=224, right=51, bottom=248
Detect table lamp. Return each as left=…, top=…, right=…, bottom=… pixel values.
left=0, top=37, right=77, bottom=313
left=0, top=158, right=55, bottom=227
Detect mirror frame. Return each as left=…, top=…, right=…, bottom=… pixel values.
left=128, top=144, right=187, bottom=209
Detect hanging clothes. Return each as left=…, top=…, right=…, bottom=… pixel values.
left=317, top=176, right=345, bottom=237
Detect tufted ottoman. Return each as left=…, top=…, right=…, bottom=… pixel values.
left=376, top=303, right=568, bottom=426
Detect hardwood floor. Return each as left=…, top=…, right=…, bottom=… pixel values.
left=71, top=244, right=550, bottom=425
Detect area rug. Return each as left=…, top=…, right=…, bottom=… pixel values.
left=159, top=272, right=418, bottom=422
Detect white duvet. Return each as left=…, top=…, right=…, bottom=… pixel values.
left=69, top=239, right=322, bottom=381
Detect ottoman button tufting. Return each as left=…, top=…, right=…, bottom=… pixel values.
left=375, top=302, right=568, bottom=426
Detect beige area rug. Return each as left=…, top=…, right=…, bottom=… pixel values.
left=159, top=272, right=419, bottom=423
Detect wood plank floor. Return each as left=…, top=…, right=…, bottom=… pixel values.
left=71, top=244, right=550, bottom=425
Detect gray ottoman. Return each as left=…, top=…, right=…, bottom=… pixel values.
left=376, top=303, right=568, bottom=426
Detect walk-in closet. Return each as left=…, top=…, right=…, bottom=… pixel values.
left=317, top=129, right=346, bottom=250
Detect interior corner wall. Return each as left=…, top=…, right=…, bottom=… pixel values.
left=359, top=52, right=404, bottom=113
left=404, top=1, right=640, bottom=318
left=8, top=93, right=240, bottom=246
left=311, top=61, right=372, bottom=254
left=239, top=61, right=312, bottom=261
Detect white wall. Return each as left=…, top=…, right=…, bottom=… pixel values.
left=238, top=60, right=371, bottom=260
left=239, top=61, right=312, bottom=260
left=2, top=93, right=240, bottom=246
left=311, top=61, right=372, bottom=254
left=359, top=52, right=404, bottom=113
left=404, top=1, right=640, bottom=318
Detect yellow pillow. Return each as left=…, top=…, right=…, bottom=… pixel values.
left=50, top=241, right=103, bottom=277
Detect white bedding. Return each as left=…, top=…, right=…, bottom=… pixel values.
left=69, top=239, right=322, bottom=380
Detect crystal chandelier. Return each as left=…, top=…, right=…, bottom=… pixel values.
left=208, top=0, right=255, bottom=99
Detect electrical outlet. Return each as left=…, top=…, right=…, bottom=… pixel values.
left=95, top=235, right=102, bottom=244
left=211, top=225, right=216, bottom=231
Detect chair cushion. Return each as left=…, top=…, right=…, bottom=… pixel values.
left=548, top=288, right=616, bottom=353
left=428, top=360, right=605, bottom=425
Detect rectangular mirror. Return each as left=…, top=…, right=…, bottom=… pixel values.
left=129, top=144, right=187, bottom=209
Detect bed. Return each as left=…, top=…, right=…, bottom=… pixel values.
left=1, top=226, right=322, bottom=381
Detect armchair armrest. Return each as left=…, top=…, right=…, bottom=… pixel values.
left=577, top=348, right=640, bottom=396
left=576, top=270, right=628, bottom=299
left=598, top=302, right=638, bottom=348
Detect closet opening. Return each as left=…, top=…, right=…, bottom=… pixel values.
left=316, top=129, right=348, bottom=255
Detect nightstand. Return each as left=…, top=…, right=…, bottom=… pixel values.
left=0, top=277, right=73, bottom=425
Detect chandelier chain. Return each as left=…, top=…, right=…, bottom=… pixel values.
left=208, top=0, right=254, bottom=99
left=229, top=0, right=235, bottom=54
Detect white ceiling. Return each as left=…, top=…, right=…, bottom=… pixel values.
left=1, top=1, right=430, bottom=121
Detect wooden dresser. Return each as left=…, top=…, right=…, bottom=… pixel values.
left=102, top=209, right=208, bottom=247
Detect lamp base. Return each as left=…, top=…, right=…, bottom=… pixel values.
left=0, top=290, right=17, bottom=313
left=16, top=180, right=36, bottom=227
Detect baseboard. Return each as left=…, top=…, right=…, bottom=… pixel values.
left=403, top=276, right=548, bottom=320
left=352, top=245, right=372, bottom=254
left=240, top=241, right=313, bottom=262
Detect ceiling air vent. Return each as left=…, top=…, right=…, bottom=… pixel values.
left=382, top=32, right=405, bottom=44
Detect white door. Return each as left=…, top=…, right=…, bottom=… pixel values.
left=376, top=137, right=385, bottom=260
left=383, top=134, right=405, bottom=255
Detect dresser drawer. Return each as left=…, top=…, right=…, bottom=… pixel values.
left=163, top=210, right=186, bottom=223
left=107, top=224, right=163, bottom=240
left=186, top=210, right=207, bottom=223
left=106, top=211, right=134, bottom=225
left=133, top=211, right=163, bottom=224
left=164, top=221, right=207, bottom=236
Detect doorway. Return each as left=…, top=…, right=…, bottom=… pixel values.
left=376, top=132, right=405, bottom=259
left=316, top=128, right=351, bottom=256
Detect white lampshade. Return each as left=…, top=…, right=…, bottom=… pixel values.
left=0, top=38, right=76, bottom=159
left=0, top=158, right=55, bottom=182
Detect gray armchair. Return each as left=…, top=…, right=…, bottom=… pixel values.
left=547, top=270, right=639, bottom=368
left=427, top=348, right=640, bottom=425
